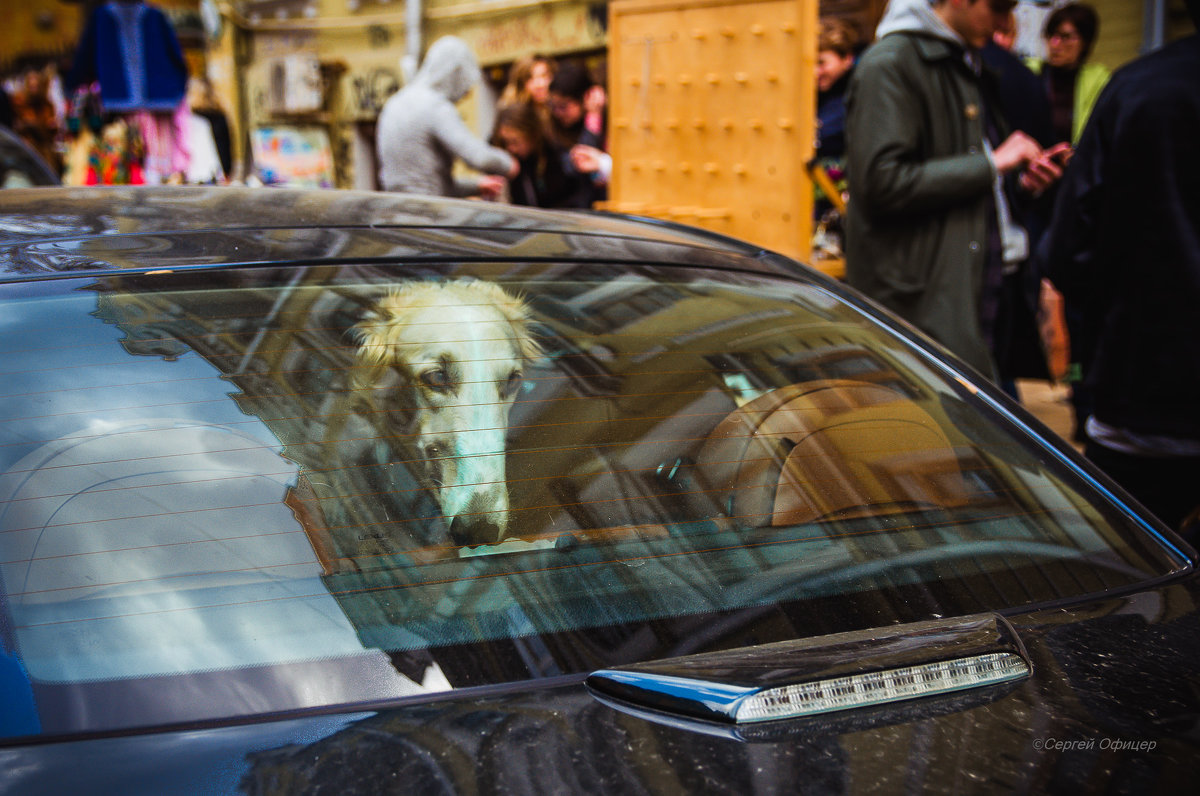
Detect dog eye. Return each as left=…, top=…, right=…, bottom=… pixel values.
left=503, top=370, right=522, bottom=397
left=420, top=368, right=451, bottom=391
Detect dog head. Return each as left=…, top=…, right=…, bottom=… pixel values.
left=353, top=280, right=540, bottom=547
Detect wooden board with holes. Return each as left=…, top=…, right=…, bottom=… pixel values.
left=606, top=0, right=818, bottom=262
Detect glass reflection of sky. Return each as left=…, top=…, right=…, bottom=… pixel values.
left=0, top=286, right=281, bottom=475
left=0, top=281, right=421, bottom=695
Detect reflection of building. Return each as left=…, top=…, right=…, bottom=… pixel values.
left=82, top=256, right=1148, bottom=721
left=91, top=258, right=1068, bottom=569
left=94, top=269, right=444, bottom=570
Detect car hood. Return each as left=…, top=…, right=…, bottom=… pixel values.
left=4, top=575, right=1198, bottom=794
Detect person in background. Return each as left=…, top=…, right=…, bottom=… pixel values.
left=815, top=17, right=859, bottom=165
left=844, top=0, right=1067, bottom=384
left=188, top=76, right=232, bottom=181
left=376, top=36, right=517, bottom=198
left=1037, top=0, right=1200, bottom=540
left=811, top=17, right=860, bottom=255
left=1026, top=3, right=1109, bottom=146
left=980, top=7, right=1061, bottom=390
left=991, top=6, right=1017, bottom=51
left=546, top=61, right=608, bottom=207
left=492, top=101, right=591, bottom=209
left=1025, top=3, right=1110, bottom=439
left=547, top=61, right=606, bottom=152
left=499, top=54, right=555, bottom=112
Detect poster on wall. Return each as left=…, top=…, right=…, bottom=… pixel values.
left=251, top=126, right=335, bottom=188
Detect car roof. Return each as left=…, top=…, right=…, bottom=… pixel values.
left=0, top=186, right=794, bottom=282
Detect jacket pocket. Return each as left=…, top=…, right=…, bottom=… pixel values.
left=874, top=225, right=941, bottom=298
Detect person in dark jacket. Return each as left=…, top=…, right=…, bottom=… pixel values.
left=815, top=17, right=859, bottom=164
left=492, top=101, right=591, bottom=209
left=844, top=0, right=1066, bottom=381
left=547, top=62, right=607, bottom=207
left=1037, top=0, right=1200, bottom=538
left=812, top=17, right=859, bottom=236
left=980, top=35, right=1060, bottom=387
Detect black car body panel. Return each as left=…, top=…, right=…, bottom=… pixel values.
left=0, top=187, right=1196, bottom=794
left=3, top=581, right=1198, bottom=795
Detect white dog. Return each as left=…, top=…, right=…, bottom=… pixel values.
left=353, top=279, right=540, bottom=546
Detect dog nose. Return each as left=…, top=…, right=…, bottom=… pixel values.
left=448, top=513, right=502, bottom=547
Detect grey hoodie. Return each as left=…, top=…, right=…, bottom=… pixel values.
left=376, top=36, right=515, bottom=196
left=875, top=0, right=966, bottom=45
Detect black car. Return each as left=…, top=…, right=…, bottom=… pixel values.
left=0, top=126, right=58, bottom=189
left=0, top=186, right=1195, bottom=794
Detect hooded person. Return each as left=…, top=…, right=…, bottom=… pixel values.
left=376, top=36, right=517, bottom=197
left=844, top=0, right=1066, bottom=382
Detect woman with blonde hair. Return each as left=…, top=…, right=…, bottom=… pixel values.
left=498, top=54, right=556, bottom=110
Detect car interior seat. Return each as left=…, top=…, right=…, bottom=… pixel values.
left=694, top=379, right=973, bottom=527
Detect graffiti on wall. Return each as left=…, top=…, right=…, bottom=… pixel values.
left=461, top=5, right=607, bottom=65
left=348, top=66, right=402, bottom=117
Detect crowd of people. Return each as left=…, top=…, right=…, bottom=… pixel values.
left=842, top=0, right=1200, bottom=540
left=376, top=38, right=609, bottom=210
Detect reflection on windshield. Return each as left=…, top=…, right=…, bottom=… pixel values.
left=0, top=263, right=1182, bottom=737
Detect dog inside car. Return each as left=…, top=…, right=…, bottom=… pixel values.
left=352, top=279, right=540, bottom=547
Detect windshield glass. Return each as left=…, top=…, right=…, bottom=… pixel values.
left=0, top=262, right=1184, bottom=739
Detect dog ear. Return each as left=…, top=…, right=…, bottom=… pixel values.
left=472, top=280, right=543, bottom=365
left=352, top=307, right=387, bottom=359
left=353, top=286, right=423, bottom=367
left=351, top=304, right=406, bottom=392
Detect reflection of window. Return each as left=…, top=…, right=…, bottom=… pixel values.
left=592, top=284, right=686, bottom=329
left=775, top=346, right=917, bottom=398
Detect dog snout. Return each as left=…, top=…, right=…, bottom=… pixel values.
left=447, top=488, right=507, bottom=546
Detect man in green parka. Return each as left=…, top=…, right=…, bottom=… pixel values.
left=845, top=0, right=1067, bottom=381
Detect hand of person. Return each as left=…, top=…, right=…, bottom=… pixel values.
left=569, top=144, right=604, bottom=174
left=570, top=144, right=612, bottom=185
left=992, top=131, right=1043, bottom=175
left=476, top=174, right=507, bottom=200
left=1019, top=142, right=1072, bottom=195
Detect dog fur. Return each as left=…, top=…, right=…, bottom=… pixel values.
left=353, top=279, right=540, bottom=546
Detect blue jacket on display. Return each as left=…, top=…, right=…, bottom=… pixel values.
left=67, top=1, right=188, bottom=113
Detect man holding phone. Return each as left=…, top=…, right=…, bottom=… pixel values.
left=845, top=0, right=1067, bottom=383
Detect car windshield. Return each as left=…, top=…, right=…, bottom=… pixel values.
left=0, top=261, right=1186, bottom=740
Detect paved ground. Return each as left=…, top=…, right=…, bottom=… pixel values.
left=1015, top=378, right=1081, bottom=451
